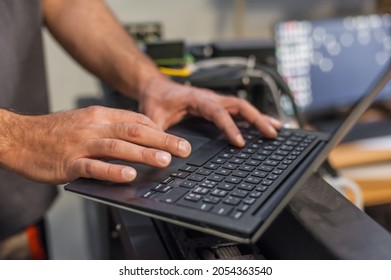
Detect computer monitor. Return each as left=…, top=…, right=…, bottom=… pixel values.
left=275, top=14, right=391, bottom=119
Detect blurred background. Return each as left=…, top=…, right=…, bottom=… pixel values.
left=42, top=0, right=387, bottom=259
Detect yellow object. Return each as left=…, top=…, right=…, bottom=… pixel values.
left=159, top=66, right=192, bottom=77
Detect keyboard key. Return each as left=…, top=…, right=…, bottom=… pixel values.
left=211, top=157, right=227, bottom=164
left=208, top=174, right=224, bottom=182
left=231, top=189, right=248, bottom=198
left=141, top=190, right=155, bottom=199
left=179, top=165, right=198, bottom=173
left=267, top=174, right=279, bottom=180
left=185, top=193, right=202, bottom=202
left=229, top=158, right=244, bottom=164
left=224, top=147, right=240, bottom=154
left=258, top=165, right=273, bottom=172
left=238, top=165, right=255, bottom=172
left=277, top=164, right=289, bottom=170
left=246, top=159, right=261, bottom=166
left=192, top=187, right=209, bottom=195
left=180, top=181, right=197, bottom=189
left=264, top=160, right=279, bottom=166
left=154, top=184, right=170, bottom=192
left=159, top=187, right=188, bottom=204
left=243, top=148, right=256, bottom=154
left=280, top=145, right=294, bottom=151
left=250, top=191, right=262, bottom=198
left=256, top=185, right=268, bottom=192
left=225, top=176, right=242, bottom=184
left=231, top=211, right=244, bottom=219
left=161, top=177, right=173, bottom=184
left=251, top=154, right=267, bottom=161
left=223, top=196, right=241, bottom=206
left=178, top=199, right=214, bottom=212
left=188, top=174, right=204, bottom=182
left=259, top=150, right=272, bottom=156
left=245, top=177, right=261, bottom=184
left=217, top=182, right=235, bottom=191
left=237, top=153, right=250, bottom=159
left=196, top=169, right=212, bottom=176
left=238, top=183, right=255, bottom=191
left=204, top=162, right=219, bottom=170
left=252, top=170, right=267, bottom=178
left=243, top=197, right=256, bottom=205
left=249, top=143, right=260, bottom=149
left=212, top=205, right=233, bottom=216
left=199, top=180, right=217, bottom=188
left=170, top=171, right=190, bottom=179
left=203, top=196, right=221, bottom=204
left=215, top=168, right=231, bottom=176
left=285, top=140, right=298, bottom=146
left=270, top=155, right=284, bottom=161
left=222, top=163, right=238, bottom=170
left=236, top=204, right=250, bottom=212
left=211, top=189, right=228, bottom=197
left=272, top=169, right=283, bottom=175
left=261, top=179, right=273, bottom=186
left=275, top=150, right=289, bottom=156
left=232, top=170, right=249, bottom=178
left=287, top=155, right=297, bottom=160
left=219, top=153, right=232, bottom=159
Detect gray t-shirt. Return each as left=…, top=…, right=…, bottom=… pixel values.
left=0, top=0, right=57, bottom=240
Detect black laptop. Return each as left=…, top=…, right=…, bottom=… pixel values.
left=65, top=67, right=391, bottom=244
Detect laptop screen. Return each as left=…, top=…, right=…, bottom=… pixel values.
left=275, top=14, right=391, bottom=119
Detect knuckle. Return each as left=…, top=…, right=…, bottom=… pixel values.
left=135, top=113, right=151, bottom=125
left=83, top=161, right=94, bottom=177
left=212, top=106, right=227, bottom=119
left=85, top=105, right=104, bottom=118
left=105, top=139, right=119, bottom=152
left=140, top=148, right=153, bottom=162
left=105, top=164, right=115, bottom=178
left=163, top=134, right=172, bottom=150
left=128, top=124, right=142, bottom=138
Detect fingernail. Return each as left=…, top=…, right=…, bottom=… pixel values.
left=156, top=151, right=172, bottom=165
left=236, top=134, right=245, bottom=147
left=178, top=140, right=191, bottom=156
left=270, top=117, right=281, bottom=128
left=268, top=125, right=278, bottom=138
left=122, top=167, right=136, bottom=181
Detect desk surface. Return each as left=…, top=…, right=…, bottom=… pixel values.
left=329, top=135, right=391, bottom=206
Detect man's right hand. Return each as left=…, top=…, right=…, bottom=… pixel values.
left=0, top=106, right=191, bottom=184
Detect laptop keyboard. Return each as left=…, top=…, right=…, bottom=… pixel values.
left=140, top=126, right=317, bottom=220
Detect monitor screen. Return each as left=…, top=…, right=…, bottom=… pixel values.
left=275, top=14, right=391, bottom=118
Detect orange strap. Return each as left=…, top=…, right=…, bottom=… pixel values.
left=26, top=225, right=46, bottom=260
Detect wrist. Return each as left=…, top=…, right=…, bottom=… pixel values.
left=117, top=50, right=168, bottom=102
left=0, top=109, right=22, bottom=167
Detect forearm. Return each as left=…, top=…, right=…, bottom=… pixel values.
left=42, top=0, right=164, bottom=100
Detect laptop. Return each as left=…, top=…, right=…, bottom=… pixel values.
left=65, top=66, right=391, bottom=244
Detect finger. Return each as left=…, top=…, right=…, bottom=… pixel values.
left=228, top=98, right=281, bottom=138
left=84, top=106, right=161, bottom=130
left=203, top=104, right=246, bottom=147
left=108, top=123, right=191, bottom=157
left=87, top=138, right=174, bottom=168
left=70, top=158, right=137, bottom=183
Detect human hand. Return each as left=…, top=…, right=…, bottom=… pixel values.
left=0, top=106, right=191, bottom=184
left=139, top=78, right=281, bottom=147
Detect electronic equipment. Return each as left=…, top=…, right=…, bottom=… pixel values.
left=275, top=14, right=391, bottom=120
left=65, top=67, right=390, bottom=244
